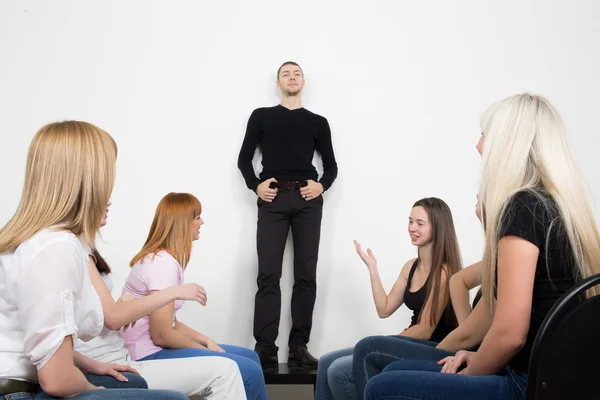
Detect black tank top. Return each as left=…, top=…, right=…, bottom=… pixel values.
left=403, top=259, right=455, bottom=342
left=472, top=288, right=482, bottom=309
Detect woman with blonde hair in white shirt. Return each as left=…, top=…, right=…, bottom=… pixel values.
left=0, top=121, right=191, bottom=399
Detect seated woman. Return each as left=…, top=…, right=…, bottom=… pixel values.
left=0, top=121, right=187, bottom=400
left=352, top=262, right=486, bottom=399
left=315, top=197, right=462, bottom=400
left=364, top=93, right=600, bottom=399
left=352, top=200, right=487, bottom=399
left=74, top=200, right=246, bottom=399
left=120, top=192, right=267, bottom=400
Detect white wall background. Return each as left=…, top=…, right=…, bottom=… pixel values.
left=1, top=0, right=599, bottom=366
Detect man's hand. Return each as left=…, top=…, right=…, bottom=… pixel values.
left=257, top=178, right=278, bottom=202
left=300, top=180, right=323, bottom=201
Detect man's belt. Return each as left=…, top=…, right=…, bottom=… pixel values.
left=269, top=181, right=308, bottom=190
left=0, top=378, right=40, bottom=395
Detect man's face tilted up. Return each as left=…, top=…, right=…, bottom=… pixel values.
left=277, top=63, right=305, bottom=96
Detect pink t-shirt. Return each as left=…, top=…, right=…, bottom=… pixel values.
left=120, top=250, right=184, bottom=360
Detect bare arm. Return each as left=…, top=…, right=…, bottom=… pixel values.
left=87, top=257, right=205, bottom=331
left=463, top=236, right=537, bottom=375
left=369, top=260, right=411, bottom=318
left=73, top=350, right=101, bottom=372
left=450, top=261, right=482, bottom=325
left=436, top=299, right=492, bottom=352
left=400, top=267, right=450, bottom=340
left=38, top=336, right=98, bottom=397
left=148, top=293, right=207, bottom=350
left=171, top=318, right=225, bottom=352
left=173, top=319, right=213, bottom=346
left=355, top=239, right=413, bottom=318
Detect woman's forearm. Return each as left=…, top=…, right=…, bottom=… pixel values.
left=369, top=268, right=393, bottom=318
left=465, top=326, right=524, bottom=375
left=151, top=326, right=207, bottom=350
left=104, top=287, right=180, bottom=330
left=449, top=278, right=471, bottom=325
left=73, top=350, right=98, bottom=373
left=174, top=320, right=212, bottom=345
left=436, top=300, right=491, bottom=353
left=436, top=325, right=475, bottom=353
left=38, top=338, right=97, bottom=398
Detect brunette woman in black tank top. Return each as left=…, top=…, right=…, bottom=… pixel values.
left=315, top=197, right=463, bottom=400
left=350, top=197, right=490, bottom=400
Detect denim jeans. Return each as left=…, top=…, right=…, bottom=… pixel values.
left=85, top=372, right=147, bottom=389
left=1, top=373, right=187, bottom=400
left=315, top=347, right=355, bottom=400
left=140, top=344, right=267, bottom=400
left=353, top=335, right=453, bottom=399
left=364, top=359, right=528, bottom=400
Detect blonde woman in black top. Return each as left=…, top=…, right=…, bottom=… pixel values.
left=365, top=94, right=600, bottom=400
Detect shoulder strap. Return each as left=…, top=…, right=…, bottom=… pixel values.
left=406, top=259, right=419, bottom=285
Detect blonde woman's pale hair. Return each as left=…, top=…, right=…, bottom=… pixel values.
left=0, top=121, right=117, bottom=253
left=130, top=193, right=202, bottom=269
left=478, top=93, right=600, bottom=310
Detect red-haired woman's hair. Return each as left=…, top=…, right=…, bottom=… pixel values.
left=130, top=192, right=202, bottom=268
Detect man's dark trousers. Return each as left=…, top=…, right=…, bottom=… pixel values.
left=253, top=188, right=323, bottom=354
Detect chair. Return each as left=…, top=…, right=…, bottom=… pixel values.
left=527, top=273, right=600, bottom=400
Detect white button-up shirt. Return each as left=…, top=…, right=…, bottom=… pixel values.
left=0, top=229, right=104, bottom=382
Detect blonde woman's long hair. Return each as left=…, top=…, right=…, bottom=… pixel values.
left=130, top=193, right=202, bottom=269
left=478, top=93, right=600, bottom=311
left=0, top=121, right=117, bottom=253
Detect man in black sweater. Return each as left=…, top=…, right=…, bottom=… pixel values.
left=237, top=61, right=338, bottom=368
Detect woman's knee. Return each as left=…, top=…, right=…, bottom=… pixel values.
left=237, top=358, right=265, bottom=384
left=318, top=347, right=353, bottom=370
left=355, top=335, right=380, bottom=354
left=211, top=356, right=243, bottom=378
left=122, top=372, right=149, bottom=389
left=242, top=347, right=261, bottom=364
left=364, top=371, right=405, bottom=400
left=224, top=344, right=260, bottom=363
left=319, top=350, right=342, bottom=370
left=327, top=356, right=353, bottom=383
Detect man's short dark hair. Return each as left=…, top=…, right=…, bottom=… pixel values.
left=277, top=61, right=303, bottom=79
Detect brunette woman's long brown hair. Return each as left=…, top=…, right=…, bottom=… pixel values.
left=413, top=197, right=462, bottom=327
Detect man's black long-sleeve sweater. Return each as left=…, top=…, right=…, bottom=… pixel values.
left=237, top=105, right=338, bottom=192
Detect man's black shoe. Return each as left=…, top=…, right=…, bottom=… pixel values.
left=288, top=346, right=318, bottom=368
left=256, top=349, right=278, bottom=369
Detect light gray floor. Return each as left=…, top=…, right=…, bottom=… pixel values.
left=267, top=384, right=314, bottom=400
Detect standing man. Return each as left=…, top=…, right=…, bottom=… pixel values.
left=238, top=61, right=338, bottom=369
